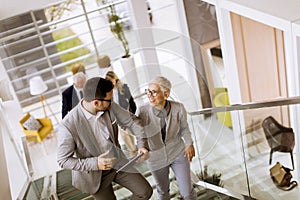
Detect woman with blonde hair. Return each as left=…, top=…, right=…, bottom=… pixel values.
left=137, top=76, right=197, bottom=200
left=105, top=71, right=137, bottom=155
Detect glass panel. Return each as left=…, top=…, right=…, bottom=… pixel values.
left=189, top=110, right=248, bottom=199
left=242, top=104, right=299, bottom=199
left=189, top=99, right=300, bottom=199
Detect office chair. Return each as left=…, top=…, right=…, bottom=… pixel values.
left=262, top=116, right=295, bottom=169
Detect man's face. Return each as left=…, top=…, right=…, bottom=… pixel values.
left=95, top=90, right=113, bottom=111
left=75, top=77, right=86, bottom=89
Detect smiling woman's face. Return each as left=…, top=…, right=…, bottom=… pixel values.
left=147, top=83, right=169, bottom=110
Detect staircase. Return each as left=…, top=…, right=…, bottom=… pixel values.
left=21, top=148, right=240, bottom=200
left=22, top=168, right=240, bottom=200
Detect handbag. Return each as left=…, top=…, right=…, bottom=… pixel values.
left=269, top=162, right=298, bottom=191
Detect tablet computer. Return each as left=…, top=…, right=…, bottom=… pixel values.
left=116, top=153, right=144, bottom=173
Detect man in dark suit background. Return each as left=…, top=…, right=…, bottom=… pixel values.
left=62, top=72, right=86, bottom=118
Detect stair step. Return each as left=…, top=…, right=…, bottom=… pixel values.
left=23, top=165, right=238, bottom=199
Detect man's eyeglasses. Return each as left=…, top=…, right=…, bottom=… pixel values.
left=145, top=89, right=160, bottom=97
left=96, top=98, right=112, bottom=103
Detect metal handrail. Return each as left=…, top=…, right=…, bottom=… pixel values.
left=188, top=96, right=300, bottom=116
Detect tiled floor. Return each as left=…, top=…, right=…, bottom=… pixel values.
left=27, top=131, right=60, bottom=180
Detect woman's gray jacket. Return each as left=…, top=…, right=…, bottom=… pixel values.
left=137, top=100, right=193, bottom=171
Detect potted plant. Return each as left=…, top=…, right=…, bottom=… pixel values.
left=100, top=0, right=138, bottom=90
left=197, top=165, right=224, bottom=187
left=99, top=0, right=130, bottom=58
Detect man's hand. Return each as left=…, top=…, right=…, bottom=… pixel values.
left=185, top=145, right=195, bottom=162
left=97, top=151, right=117, bottom=170
left=137, top=148, right=149, bottom=162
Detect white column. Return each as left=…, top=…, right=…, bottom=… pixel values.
left=215, top=1, right=247, bottom=164
left=0, top=99, right=30, bottom=199
left=0, top=100, right=12, bottom=200
left=127, top=0, right=161, bottom=81
left=291, top=21, right=300, bottom=187
left=175, top=0, right=202, bottom=111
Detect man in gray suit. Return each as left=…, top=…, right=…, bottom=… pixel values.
left=57, top=77, right=152, bottom=200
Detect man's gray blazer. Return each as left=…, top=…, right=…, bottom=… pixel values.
left=57, top=101, right=145, bottom=194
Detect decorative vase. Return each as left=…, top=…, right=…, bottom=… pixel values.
left=120, top=55, right=139, bottom=91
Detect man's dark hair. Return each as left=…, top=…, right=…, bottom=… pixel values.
left=83, top=77, right=113, bottom=102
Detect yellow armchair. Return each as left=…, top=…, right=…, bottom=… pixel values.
left=19, top=113, right=53, bottom=142
left=213, top=91, right=232, bottom=128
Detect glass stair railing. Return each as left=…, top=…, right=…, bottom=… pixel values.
left=21, top=96, right=300, bottom=200
left=188, top=96, right=300, bottom=200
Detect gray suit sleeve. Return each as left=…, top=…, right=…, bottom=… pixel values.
left=110, top=102, right=148, bottom=149
left=57, top=123, right=99, bottom=171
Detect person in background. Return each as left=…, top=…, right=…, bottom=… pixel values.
left=97, top=54, right=111, bottom=69
left=105, top=71, right=137, bottom=155
left=71, top=62, right=86, bottom=75
left=57, top=77, right=152, bottom=200
left=62, top=72, right=86, bottom=118
left=137, top=76, right=197, bottom=200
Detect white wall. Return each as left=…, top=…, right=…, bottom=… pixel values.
left=0, top=100, right=29, bottom=200
left=0, top=57, right=19, bottom=104
left=0, top=104, right=12, bottom=200
left=0, top=0, right=59, bottom=20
